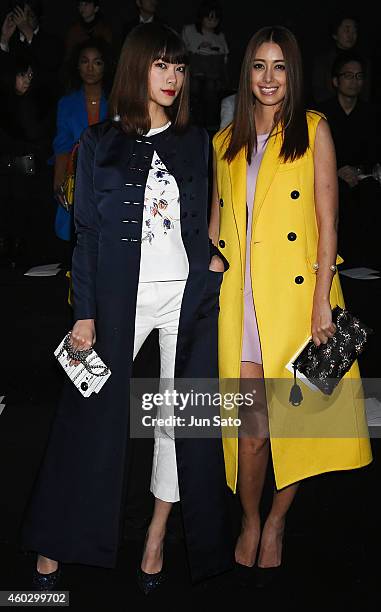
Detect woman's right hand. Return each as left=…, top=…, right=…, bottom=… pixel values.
left=69, top=319, right=96, bottom=365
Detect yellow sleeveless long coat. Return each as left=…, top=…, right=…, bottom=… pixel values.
left=213, top=111, right=372, bottom=492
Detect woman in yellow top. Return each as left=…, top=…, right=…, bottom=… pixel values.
left=209, top=25, right=372, bottom=579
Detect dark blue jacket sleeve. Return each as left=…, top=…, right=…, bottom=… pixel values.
left=71, top=127, right=99, bottom=321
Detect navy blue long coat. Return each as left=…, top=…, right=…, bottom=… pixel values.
left=21, top=120, right=234, bottom=582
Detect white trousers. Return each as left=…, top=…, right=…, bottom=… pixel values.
left=133, top=280, right=186, bottom=503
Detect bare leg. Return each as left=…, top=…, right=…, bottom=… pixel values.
left=36, top=555, right=58, bottom=574
left=235, top=361, right=269, bottom=567
left=141, top=498, right=172, bottom=574
left=257, top=483, right=299, bottom=568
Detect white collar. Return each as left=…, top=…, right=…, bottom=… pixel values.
left=145, top=121, right=171, bottom=137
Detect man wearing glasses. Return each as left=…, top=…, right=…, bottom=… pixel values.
left=318, top=51, right=381, bottom=268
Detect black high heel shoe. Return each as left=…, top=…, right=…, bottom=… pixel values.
left=234, top=562, right=256, bottom=587
left=32, top=565, right=61, bottom=591
left=255, top=531, right=285, bottom=588
left=136, top=566, right=166, bottom=595
left=254, top=564, right=282, bottom=588
left=137, top=535, right=166, bottom=595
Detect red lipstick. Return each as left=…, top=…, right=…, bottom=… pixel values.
left=162, top=90, right=176, bottom=97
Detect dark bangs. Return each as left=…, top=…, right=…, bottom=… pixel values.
left=109, top=23, right=190, bottom=135
left=154, top=31, right=189, bottom=67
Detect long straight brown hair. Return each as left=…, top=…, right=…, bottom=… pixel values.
left=109, top=23, right=190, bottom=135
left=223, top=25, right=309, bottom=164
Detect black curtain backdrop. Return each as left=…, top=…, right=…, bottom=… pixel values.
left=0, top=0, right=380, bottom=91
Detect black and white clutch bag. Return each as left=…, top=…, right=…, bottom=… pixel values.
left=288, top=306, right=373, bottom=404
left=54, top=332, right=111, bottom=397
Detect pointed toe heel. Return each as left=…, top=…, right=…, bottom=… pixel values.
left=255, top=565, right=282, bottom=588
left=234, top=562, right=256, bottom=586
left=32, top=566, right=61, bottom=591
left=136, top=567, right=165, bottom=595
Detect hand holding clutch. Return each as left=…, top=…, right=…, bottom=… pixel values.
left=289, top=306, right=373, bottom=404
left=54, top=332, right=111, bottom=397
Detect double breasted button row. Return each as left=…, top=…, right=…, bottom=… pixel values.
left=287, top=232, right=297, bottom=241
left=291, top=190, right=300, bottom=199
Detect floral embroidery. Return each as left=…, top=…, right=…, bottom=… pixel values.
left=142, top=151, right=180, bottom=244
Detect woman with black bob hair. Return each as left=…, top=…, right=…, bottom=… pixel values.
left=0, top=54, right=52, bottom=264
left=21, top=22, right=233, bottom=594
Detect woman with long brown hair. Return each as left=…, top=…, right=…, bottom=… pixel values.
left=209, top=25, right=371, bottom=585
left=21, top=22, right=232, bottom=595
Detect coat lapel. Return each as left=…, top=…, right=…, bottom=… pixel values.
left=229, top=147, right=247, bottom=276
left=228, top=128, right=283, bottom=274
left=252, top=128, right=282, bottom=230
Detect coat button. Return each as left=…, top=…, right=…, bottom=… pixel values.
left=219, top=239, right=225, bottom=248
left=295, top=276, right=304, bottom=284
left=219, top=198, right=224, bottom=207
left=81, top=382, right=88, bottom=391
left=287, top=232, right=297, bottom=241
left=291, top=190, right=300, bottom=199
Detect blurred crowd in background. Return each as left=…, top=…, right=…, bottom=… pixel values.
left=0, top=0, right=380, bottom=270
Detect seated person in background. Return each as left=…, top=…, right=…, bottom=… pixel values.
left=53, top=38, right=112, bottom=248
left=182, top=0, right=229, bottom=130
left=319, top=53, right=380, bottom=188
left=0, top=56, right=53, bottom=266
left=319, top=52, right=381, bottom=268
left=120, top=0, right=160, bottom=45
left=219, top=91, right=235, bottom=129
left=311, top=12, right=371, bottom=104
left=0, top=1, right=63, bottom=102
left=64, top=1, right=113, bottom=58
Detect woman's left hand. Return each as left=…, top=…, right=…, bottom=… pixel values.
left=311, top=299, right=336, bottom=346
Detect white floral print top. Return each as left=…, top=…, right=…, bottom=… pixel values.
left=139, top=122, right=189, bottom=282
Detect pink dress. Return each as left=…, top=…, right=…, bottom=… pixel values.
left=241, top=133, right=269, bottom=363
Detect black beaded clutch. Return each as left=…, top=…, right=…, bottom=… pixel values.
left=289, top=306, right=373, bottom=404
